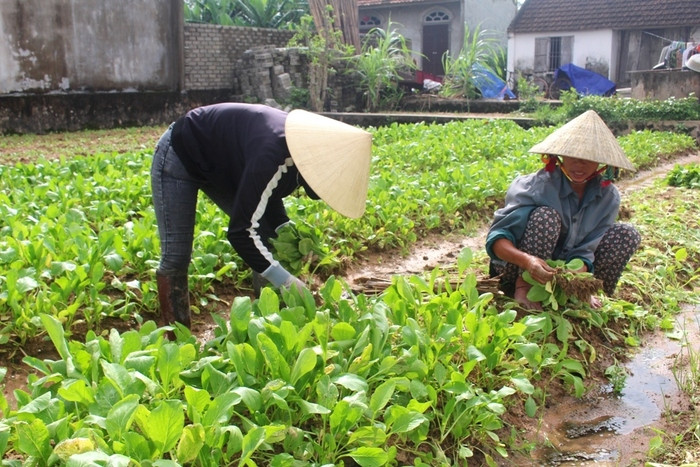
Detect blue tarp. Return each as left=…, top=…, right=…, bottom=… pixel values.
left=472, top=63, right=516, bottom=100
left=553, top=63, right=616, bottom=96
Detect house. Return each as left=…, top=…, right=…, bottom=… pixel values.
left=357, top=0, right=517, bottom=78
left=507, top=0, right=700, bottom=88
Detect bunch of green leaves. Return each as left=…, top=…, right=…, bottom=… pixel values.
left=270, top=221, right=340, bottom=275
left=184, top=0, right=308, bottom=28
left=522, top=258, right=603, bottom=311
left=666, top=162, right=700, bottom=189
left=516, top=76, right=546, bottom=113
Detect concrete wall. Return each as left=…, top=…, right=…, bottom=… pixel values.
left=630, top=69, right=700, bottom=100
left=0, top=0, right=182, bottom=93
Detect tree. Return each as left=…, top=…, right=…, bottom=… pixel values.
left=308, top=0, right=360, bottom=50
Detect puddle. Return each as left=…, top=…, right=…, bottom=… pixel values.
left=530, top=307, right=700, bottom=466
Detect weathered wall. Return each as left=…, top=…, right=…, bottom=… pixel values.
left=0, top=90, right=235, bottom=134
left=629, top=69, right=700, bottom=100
left=0, top=0, right=182, bottom=93
left=184, top=23, right=295, bottom=90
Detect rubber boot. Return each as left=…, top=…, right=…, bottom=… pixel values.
left=156, top=272, right=191, bottom=334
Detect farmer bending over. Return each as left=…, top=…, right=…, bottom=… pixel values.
left=151, top=103, right=372, bottom=329
left=485, top=110, right=641, bottom=310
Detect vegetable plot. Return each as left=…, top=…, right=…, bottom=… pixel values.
left=0, top=255, right=588, bottom=465
left=0, top=121, right=696, bottom=345
left=0, top=120, right=698, bottom=464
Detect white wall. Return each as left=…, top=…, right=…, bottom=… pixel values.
left=507, top=28, right=615, bottom=83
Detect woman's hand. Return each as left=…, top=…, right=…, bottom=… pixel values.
left=524, top=255, right=556, bottom=284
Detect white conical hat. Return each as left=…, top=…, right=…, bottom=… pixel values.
left=285, top=110, right=372, bottom=218
left=529, top=110, right=635, bottom=171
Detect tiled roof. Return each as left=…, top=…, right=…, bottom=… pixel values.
left=509, top=0, right=700, bottom=33
left=358, top=0, right=454, bottom=7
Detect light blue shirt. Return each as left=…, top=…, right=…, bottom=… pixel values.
left=486, top=166, right=620, bottom=272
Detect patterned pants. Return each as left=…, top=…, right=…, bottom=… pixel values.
left=490, top=206, right=641, bottom=296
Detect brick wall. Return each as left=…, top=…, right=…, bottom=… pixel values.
left=184, top=23, right=295, bottom=90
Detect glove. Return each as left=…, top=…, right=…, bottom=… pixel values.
left=281, top=276, right=307, bottom=294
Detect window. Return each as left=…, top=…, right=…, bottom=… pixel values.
left=424, top=10, right=450, bottom=23
left=359, top=15, right=381, bottom=33
left=535, top=36, right=573, bottom=72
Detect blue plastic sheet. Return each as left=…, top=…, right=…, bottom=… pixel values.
left=553, top=63, right=616, bottom=96
left=472, top=63, right=516, bottom=100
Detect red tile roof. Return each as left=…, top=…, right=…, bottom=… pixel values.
left=509, top=0, right=700, bottom=33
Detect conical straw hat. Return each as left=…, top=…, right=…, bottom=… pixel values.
left=285, top=109, right=372, bottom=218
left=529, top=110, right=635, bottom=171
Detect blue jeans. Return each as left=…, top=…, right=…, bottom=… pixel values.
left=151, top=126, right=235, bottom=275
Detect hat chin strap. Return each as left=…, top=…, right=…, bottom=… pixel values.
left=559, top=164, right=606, bottom=185
left=297, top=171, right=320, bottom=200
left=542, top=154, right=614, bottom=186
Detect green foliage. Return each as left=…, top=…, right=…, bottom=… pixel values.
left=283, top=85, right=310, bottom=108
left=515, top=76, right=545, bottom=112
left=440, top=24, right=500, bottom=100
left=484, top=46, right=508, bottom=81
left=623, top=183, right=700, bottom=314
left=529, top=90, right=700, bottom=125
left=605, top=361, right=628, bottom=395
left=349, top=19, right=417, bottom=112
left=0, top=122, right=695, bottom=345
left=185, top=0, right=308, bottom=28
left=0, top=265, right=570, bottom=465
left=619, top=130, right=697, bottom=168
left=562, top=93, right=700, bottom=122
left=1, top=118, right=700, bottom=463
left=666, top=162, right=700, bottom=189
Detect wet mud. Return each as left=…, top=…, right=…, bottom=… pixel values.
left=528, top=307, right=700, bottom=466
